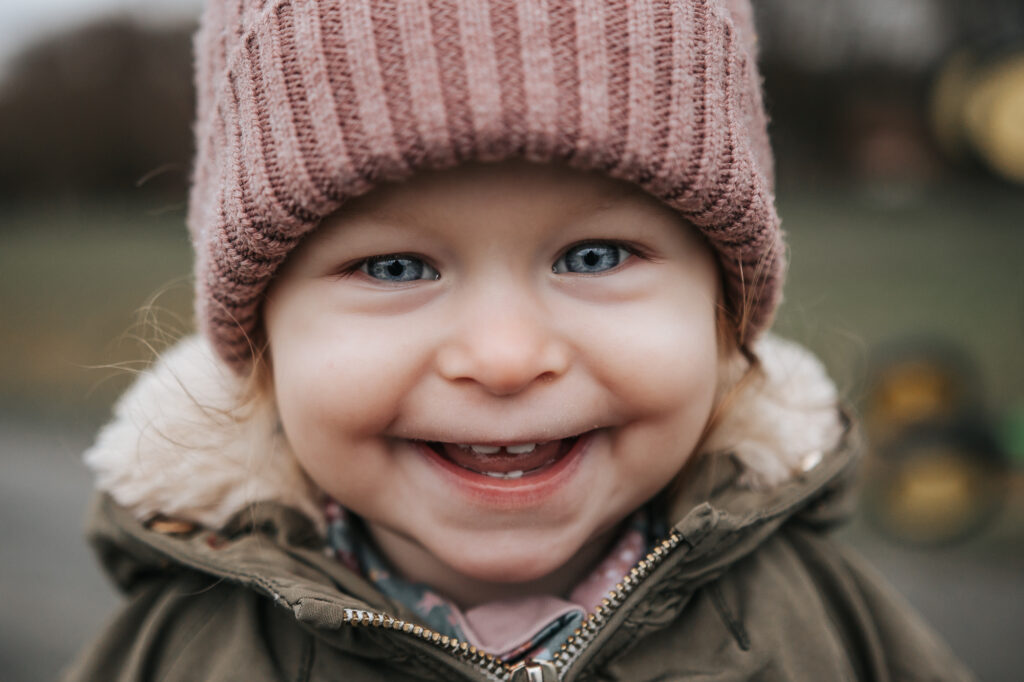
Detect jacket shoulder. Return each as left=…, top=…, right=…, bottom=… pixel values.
left=63, top=572, right=314, bottom=682
left=770, top=526, right=976, bottom=682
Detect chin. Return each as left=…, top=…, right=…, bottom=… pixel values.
left=430, top=528, right=591, bottom=586
left=451, top=554, right=562, bottom=585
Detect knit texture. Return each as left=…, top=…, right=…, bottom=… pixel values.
left=189, top=0, right=784, bottom=370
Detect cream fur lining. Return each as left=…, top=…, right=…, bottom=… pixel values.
left=84, top=333, right=843, bottom=531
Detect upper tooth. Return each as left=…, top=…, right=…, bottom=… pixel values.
left=456, top=443, right=539, bottom=454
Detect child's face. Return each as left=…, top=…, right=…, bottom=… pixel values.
left=264, top=160, right=723, bottom=594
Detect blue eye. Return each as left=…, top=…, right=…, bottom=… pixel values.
left=553, top=242, right=630, bottom=274
left=362, top=255, right=439, bottom=282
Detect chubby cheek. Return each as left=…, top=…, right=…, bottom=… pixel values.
left=266, top=297, right=429, bottom=493
left=573, top=295, right=720, bottom=488
left=584, top=292, right=718, bottom=410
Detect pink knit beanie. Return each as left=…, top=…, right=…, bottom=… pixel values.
left=189, top=0, right=784, bottom=371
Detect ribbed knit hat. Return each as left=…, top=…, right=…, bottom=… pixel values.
left=189, top=0, right=784, bottom=371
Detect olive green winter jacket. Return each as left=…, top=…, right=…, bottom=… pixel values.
left=64, top=335, right=975, bottom=682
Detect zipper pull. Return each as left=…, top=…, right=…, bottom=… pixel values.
left=509, top=660, right=558, bottom=682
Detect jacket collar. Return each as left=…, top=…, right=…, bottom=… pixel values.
left=84, top=333, right=846, bottom=532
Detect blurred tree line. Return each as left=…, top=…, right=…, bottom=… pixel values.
left=0, top=18, right=196, bottom=204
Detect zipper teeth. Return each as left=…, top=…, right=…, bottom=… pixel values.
left=340, top=531, right=682, bottom=681
left=551, top=532, right=682, bottom=674
left=341, top=608, right=512, bottom=681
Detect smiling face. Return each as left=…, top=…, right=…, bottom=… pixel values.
left=264, top=160, right=727, bottom=605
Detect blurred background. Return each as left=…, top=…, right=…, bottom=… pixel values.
left=1, top=0, right=1022, bottom=680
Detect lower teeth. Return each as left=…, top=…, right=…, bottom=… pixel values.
left=484, top=470, right=524, bottom=480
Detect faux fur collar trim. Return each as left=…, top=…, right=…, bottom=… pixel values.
left=84, top=333, right=843, bottom=531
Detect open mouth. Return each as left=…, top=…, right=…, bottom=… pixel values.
left=423, top=436, right=582, bottom=480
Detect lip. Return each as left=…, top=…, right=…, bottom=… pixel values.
left=413, top=431, right=595, bottom=509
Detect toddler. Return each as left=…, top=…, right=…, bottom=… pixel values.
left=68, top=1, right=974, bottom=680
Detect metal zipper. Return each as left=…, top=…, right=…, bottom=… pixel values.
left=550, top=533, right=682, bottom=677
left=340, top=608, right=510, bottom=681
left=340, top=531, right=683, bottom=681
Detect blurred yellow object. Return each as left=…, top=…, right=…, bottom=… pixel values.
left=860, top=338, right=1008, bottom=546
left=869, top=362, right=957, bottom=426
left=932, top=50, right=1024, bottom=184
left=886, top=451, right=974, bottom=532
left=868, top=442, right=1004, bottom=546
left=965, top=54, right=1024, bottom=183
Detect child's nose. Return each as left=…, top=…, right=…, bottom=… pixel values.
left=435, top=292, right=571, bottom=396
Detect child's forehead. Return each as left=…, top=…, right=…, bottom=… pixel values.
left=332, top=160, right=654, bottom=227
